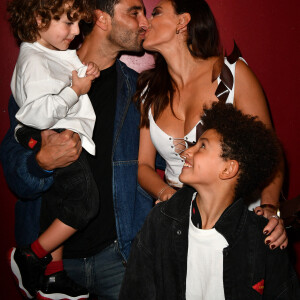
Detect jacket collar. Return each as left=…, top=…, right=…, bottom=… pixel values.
left=161, top=185, right=248, bottom=246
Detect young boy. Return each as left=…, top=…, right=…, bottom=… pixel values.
left=119, top=102, right=300, bottom=299
left=7, top=0, right=100, bottom=299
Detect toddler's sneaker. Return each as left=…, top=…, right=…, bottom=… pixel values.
left=8, top=247, right=52, bottom=299
left=37, top=270, right=89, bottom=300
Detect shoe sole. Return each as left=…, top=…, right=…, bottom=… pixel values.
left=36, top=290, right=89, bottom=300
left=8, top=247, right=35, bottom=299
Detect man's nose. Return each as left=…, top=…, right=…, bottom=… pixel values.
left=139, top=14, right=149, bottom=31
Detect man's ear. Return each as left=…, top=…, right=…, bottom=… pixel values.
left=220, top=160, right=239, bottom=180
left=94, top=9, right=110, bottom=31
left=176, top=12, right=191, bottom=34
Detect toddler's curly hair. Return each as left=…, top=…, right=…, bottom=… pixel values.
left=201, top=102, right=282, bottom=200
left=7, top=0, right=95, bottom=43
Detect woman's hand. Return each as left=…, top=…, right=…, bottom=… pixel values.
left=155, top=185, right=176, bottom=204
left=254, top=205, right=288, bottom=250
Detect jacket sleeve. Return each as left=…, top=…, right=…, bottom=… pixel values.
left=119, top=211, right=157, bottom=300
left=264, top=247, right=300, bottom=299
left=0, top=95, right=53, bottom=199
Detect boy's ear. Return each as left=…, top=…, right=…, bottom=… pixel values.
left=219, top=160, right=239, bottom=180
left=94, top=9, right=110, bottom=31
left=36, top=14, right=42, bottom=28
left=176, top=12, right=191, bottom=34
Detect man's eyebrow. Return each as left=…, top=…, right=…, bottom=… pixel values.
left=127, top=6, right=143, bottom=12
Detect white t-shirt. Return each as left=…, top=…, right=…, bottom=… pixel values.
left=11, top=42, right=96, bottom=155
left=186, top=193, right=229, bottom=300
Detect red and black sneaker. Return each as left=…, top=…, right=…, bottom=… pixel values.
left=8, top=247, right=52, bottom=299
left=37, top=270, right=89, bottom=300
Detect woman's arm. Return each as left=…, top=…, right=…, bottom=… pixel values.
left=138, top=126, right=176, bottom=202
left=234, top=60, right=287, bottom=249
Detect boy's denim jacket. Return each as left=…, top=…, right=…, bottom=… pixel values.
left=0, top=60, right=164, bottom=261
left=120, top=186, right=300, bottom=299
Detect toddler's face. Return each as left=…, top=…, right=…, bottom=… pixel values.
left=36, top=11, right=81, bottom=50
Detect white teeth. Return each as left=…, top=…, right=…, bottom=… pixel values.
left=183, top=163, right=192, bottom=167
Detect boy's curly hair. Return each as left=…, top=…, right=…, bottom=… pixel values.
left=201, top=102, right=281, bottom=200
left=7, top=0, right=95, bottom=43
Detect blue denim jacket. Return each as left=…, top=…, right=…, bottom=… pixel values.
left=0, top=59, right=165, bottom=261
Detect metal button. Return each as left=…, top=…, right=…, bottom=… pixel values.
left=177, top=230, right=182, bottom=235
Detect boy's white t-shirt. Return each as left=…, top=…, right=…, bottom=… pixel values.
left=186, top=193, right=229, bottom=300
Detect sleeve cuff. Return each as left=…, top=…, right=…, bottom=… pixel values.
left=27, top=152, right=54, bottom=178
left=60, top=86, right=79, bottom=108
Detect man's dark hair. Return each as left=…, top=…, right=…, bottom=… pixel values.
left=95, top=0, right=120, bottom=16
left=80, top=0, right=121, bottom=36
left=201, top=102, right=281, bottom=200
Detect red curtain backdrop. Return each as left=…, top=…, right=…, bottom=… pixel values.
left=0, top=0, right=299, bottom=298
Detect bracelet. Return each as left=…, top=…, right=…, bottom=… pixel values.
left=260, top=204, right=280, bottom=217
left=157, top=185, right=171, bottom=200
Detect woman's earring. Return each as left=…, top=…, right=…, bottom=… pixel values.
left=176, top=29, right=179, bottom=34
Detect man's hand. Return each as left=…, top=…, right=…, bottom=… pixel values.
left=36, top=129, right=82, bottom=171
left=254, top=205, right=288, bottom=250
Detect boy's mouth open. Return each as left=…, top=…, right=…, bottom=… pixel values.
left=183, top=161, right=192, bottom=168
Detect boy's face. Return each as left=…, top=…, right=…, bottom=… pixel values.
left=37, top=12, right=80, bottom=50
left=108, top=0, right=148, bottom=52
left=179, top=129, right=227, bottom=189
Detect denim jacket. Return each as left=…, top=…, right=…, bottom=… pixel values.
left=120, top=186, right=300, bottom=300
left=0, top=59, right=164, bottom=261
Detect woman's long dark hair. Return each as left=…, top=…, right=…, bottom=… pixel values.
left=136, top=0, right=220, bottom=127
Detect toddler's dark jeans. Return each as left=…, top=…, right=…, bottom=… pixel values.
left=16, top=125, right=99, bottom=231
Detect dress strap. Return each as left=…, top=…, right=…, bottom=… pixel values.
left=196, top=43, right=242, bottom=142
left=215, top=41, right=242, bottom=103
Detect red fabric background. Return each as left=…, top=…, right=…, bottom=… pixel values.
left=0, top=0, right=299, bottom=298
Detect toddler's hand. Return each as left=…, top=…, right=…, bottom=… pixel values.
left=85, top=62, right=100, bottom=78
left=71, top=70, right=94, bottom=96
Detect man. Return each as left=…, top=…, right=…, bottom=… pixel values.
left=0, top=0, right=163, bottom=298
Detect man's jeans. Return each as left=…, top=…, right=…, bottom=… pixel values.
left=63, top=241, right=125, bottom=300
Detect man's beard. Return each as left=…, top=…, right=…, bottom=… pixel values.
left=109, top=22, right=144, bottom=52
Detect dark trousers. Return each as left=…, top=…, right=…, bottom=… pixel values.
left=16, top=125, right=99, bottom=231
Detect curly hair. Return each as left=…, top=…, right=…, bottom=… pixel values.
left=201, top=102, right=281, bottom=200
left=7, top=0, right=95, bottom=43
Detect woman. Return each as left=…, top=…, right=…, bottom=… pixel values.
left=136, top=0, right=287, bottom=249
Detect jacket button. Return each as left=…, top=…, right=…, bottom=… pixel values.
left=177, top=230, right=182, bottom=235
